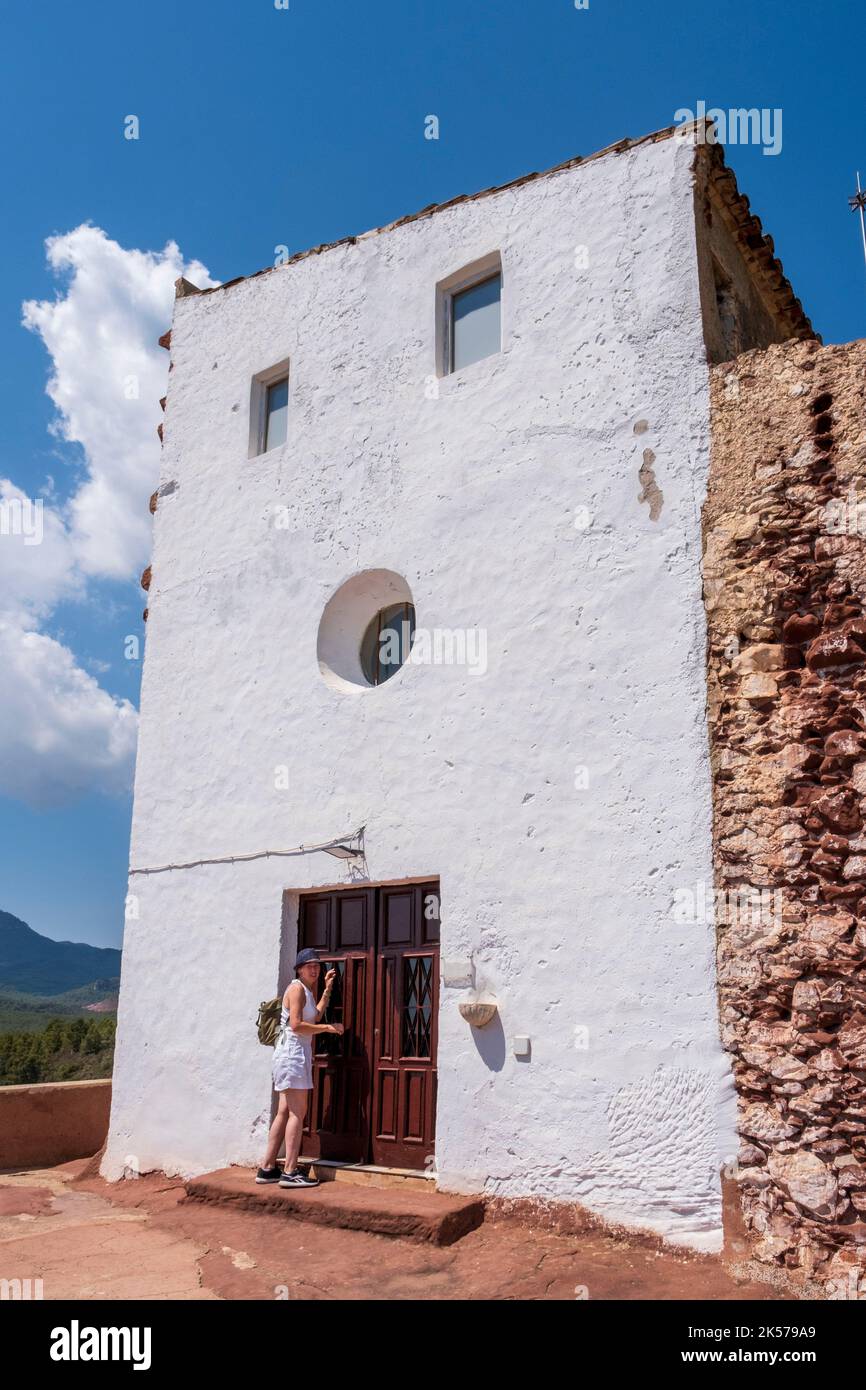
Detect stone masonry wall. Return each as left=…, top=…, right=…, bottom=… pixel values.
left=706, top=336, right=866, bottom=1295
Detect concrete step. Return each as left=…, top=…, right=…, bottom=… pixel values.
left=183, top=1166, right=484, bottom=1246
left=302, top=1158, right=434, bottom=1191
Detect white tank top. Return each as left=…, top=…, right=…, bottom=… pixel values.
left=277, top=983, right=318, bottom=1050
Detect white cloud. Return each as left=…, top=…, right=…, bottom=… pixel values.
left=22, top=225, right=216, bottom=579
left=0, top=479, right=77, bottom=620
left=0, top=226, right=216, bottom=807
left=0, top=619, right=138, bottom=808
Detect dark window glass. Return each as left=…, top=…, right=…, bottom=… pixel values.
left=314, top=959, right=345, bottom=1058
left=360, top=602, right=415, bottom=687
left=401, top=956, right=433, bottom=1058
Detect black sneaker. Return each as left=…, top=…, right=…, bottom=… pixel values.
left=255, top=1165, right=283, bottom=1184
left=279, top=1168, right=319, bottom=1188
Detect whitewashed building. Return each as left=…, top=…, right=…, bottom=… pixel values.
left=103, top=123, right=813, bottom=1251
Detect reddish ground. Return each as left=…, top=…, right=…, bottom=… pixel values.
left=0, top=1159, right=796, bottom=1301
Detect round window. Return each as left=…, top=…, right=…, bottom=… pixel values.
left=359, top=602, right=416, bottom=686
left=316, top=569, right=415, bottom=693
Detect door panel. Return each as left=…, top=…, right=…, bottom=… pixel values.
left=298, top=889, right=375, bottom=1162
left=383, top=889, right=413, bottom=944
left=337, top=892, right=367, bottom=948
left=371, top=883, right=439, bottom=1169
left=302, top=895, right=331, bottom=949
left=292, top=880, right=439, bottom=1171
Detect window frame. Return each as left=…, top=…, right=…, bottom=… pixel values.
left=435, top=251, right=503, bottom=378
left=248, top=358, right=291, bottom=458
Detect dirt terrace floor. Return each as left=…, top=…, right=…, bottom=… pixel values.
left=0, top=1160, right=796, bottom=1301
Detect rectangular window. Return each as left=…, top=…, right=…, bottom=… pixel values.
left=249, top=358, right=290, bottom=458
left=450, top=273, right=501, bottom=373
left=264, top=377, right=288, bottom=451
left=435, top=253, right=503, bottom=377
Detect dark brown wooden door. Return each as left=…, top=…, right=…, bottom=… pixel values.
left=371, top=883, right=439, bottom=1169
left=293, top=880, right=439, bottom=1171
left=297, top=887, right=376, bottom=1163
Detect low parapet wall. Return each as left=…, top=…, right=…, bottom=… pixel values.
left=0, top=1079, right=111, bottom=1169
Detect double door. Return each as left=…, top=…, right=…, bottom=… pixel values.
left=294, top=880, right=439, bottom=1171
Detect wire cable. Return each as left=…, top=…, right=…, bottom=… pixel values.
left=128, top=827, right=365, bottom=876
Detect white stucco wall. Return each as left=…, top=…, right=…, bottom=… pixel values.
left=103, top=132, right=737, bottom=1250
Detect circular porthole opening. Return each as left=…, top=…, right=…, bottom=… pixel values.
left=317, top=569, right=416, bottom=692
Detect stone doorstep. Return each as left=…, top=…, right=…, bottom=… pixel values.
left=301, top=1157, right=434, bottom=1191
left=182, top=1166, right=484, bottom=1246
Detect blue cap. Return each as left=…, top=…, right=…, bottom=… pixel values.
left=295, top=948, right=321, bottom=969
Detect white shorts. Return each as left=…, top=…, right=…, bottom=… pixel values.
left=272, top=1034, right=313, bottom=1091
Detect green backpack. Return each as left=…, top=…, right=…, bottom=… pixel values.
left=257, top=996, right=283, bottom=1046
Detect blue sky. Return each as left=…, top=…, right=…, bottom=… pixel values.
left=0, top=0, right=862, bottom=950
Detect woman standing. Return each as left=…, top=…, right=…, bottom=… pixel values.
left=256, top=948, right=344, bottom=1187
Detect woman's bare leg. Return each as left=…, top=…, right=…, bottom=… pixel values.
left=283, top=1090, right=308, bottom=1173
left=262, top=1091, right=290, bottom=1169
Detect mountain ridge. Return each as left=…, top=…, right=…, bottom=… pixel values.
left=0, top=908, right=122, bottom=996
